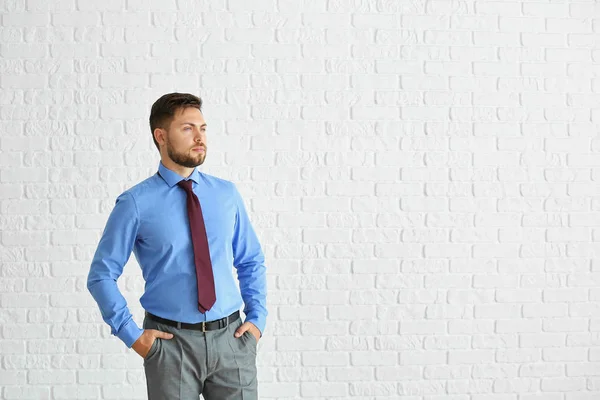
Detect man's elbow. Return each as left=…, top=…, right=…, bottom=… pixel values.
left=86, top=266, right=112, bottom=293
left=86, top=272, right=100, bottom=294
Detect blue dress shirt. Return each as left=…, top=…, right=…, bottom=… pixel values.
left=87, top=161, right=267, bottom=348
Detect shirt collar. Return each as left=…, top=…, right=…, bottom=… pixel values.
left=157, top=161, right=201, bottom=188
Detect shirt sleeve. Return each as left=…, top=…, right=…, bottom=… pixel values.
left=231, top=183, right=268, bottom=337
left=87, top=191, right=144, bottom=348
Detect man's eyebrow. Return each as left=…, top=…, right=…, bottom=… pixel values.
left=181, top=122, right=207, bottom=128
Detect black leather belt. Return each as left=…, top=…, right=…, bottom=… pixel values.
left=146, top=310, right=240, bottom=332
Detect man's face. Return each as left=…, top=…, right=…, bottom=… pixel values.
left=161, top=107, right=207, bottom=168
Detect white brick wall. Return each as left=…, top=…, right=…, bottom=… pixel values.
left=1, top=0, right=599, bottom=398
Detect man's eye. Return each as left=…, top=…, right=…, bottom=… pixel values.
left=184, top=127, right=191, bottom=131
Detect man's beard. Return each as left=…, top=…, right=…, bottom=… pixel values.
left=166, top=137, right=206, bottom=168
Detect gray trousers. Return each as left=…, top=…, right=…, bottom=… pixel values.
left=142, top=313, right=258, bottom=400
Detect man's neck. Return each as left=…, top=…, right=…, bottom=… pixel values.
left=160, top=157, right=195, bottom=179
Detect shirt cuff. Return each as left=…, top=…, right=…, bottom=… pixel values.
left=116, top=318, right=144, bottom=348
left=245, top=314, right=266, bottom=338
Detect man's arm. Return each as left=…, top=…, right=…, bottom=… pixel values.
left=231, top=183, right=267, bottom=337
left=87, top=191, right=144, bottom=348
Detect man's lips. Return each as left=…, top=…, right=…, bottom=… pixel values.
left=192, top=147, right=205, bottom=152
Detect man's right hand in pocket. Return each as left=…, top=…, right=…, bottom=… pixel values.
left=132, top=329, right=174, bottom=358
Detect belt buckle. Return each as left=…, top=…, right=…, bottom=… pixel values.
left=202, top=321, right=206, bottom=333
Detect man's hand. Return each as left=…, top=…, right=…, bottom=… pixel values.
left=131, top=329, right=174, bottom=358
left=234, top=321, right=261, bottom=343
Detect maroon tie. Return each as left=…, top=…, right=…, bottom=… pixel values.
left=177, top=179, right=216, bottom=313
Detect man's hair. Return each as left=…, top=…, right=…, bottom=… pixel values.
left=149, top=92, right=203, bottom=150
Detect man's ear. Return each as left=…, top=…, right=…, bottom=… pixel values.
left=154, top=128, right=166, bottom=147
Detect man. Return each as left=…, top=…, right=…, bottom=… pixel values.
left=87, top=92, right=267, bottom=399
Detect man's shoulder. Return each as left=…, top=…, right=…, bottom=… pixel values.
left=119, top=172, right=161, bottom=200
left=199, top=171, right=237, bottom=192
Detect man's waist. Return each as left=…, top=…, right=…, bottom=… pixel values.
left=145, top=310, right=240, bottom=332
